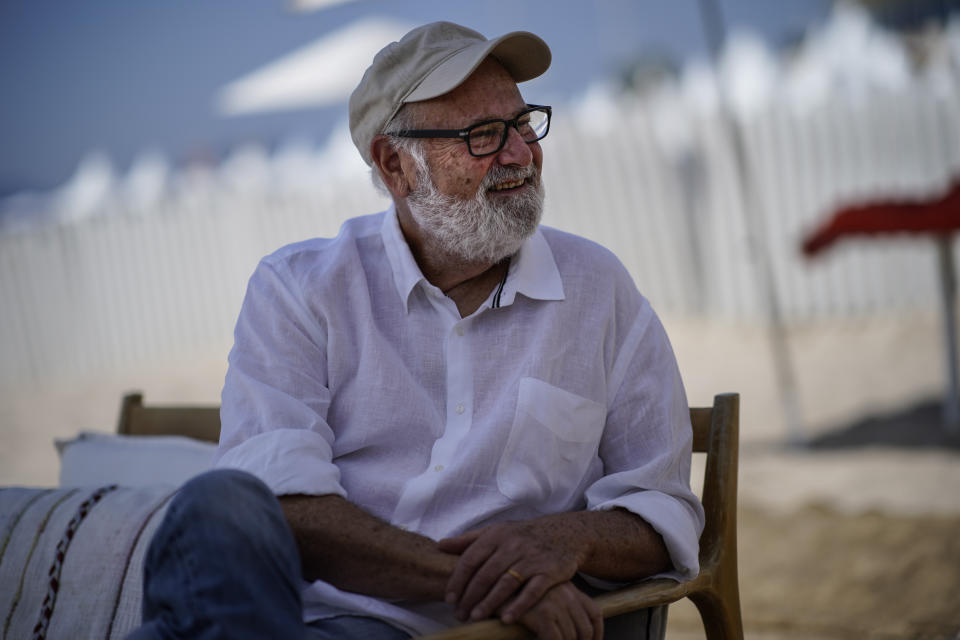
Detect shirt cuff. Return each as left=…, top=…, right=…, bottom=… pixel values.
left=214, top=428, right=347, bottom=498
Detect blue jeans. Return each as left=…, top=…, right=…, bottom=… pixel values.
left=125, top=468, right=664, bottom=640
left=125, top=469, right=409, bottom=640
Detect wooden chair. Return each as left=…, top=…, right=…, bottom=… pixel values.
left=115, top=391, right=742, bottom=639
left=116, top=391, right=221, bottom=443
left=417, top=393, right=742, bottom=640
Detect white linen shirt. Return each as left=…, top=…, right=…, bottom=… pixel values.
left=214, top=205, right=704, bottom=635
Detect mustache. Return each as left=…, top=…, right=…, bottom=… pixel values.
left=480, top=164, right=538, bottom=191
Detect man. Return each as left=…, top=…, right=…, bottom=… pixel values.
left=128, top=21, right=703, bottom=640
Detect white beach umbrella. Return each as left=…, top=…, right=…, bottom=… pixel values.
left=216, top=16, right=413, bottom=116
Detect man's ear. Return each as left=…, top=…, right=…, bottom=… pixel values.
left=371, top=136, right=411, bottom=198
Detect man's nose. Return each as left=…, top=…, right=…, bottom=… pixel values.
left=496, top=126, right=534, bottom=166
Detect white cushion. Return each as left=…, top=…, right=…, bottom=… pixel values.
left=56, top=432, right=216, bottom=487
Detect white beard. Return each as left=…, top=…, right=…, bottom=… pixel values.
left=406, top=156, right=545, bottom=264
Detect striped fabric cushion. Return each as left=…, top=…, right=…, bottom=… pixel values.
left=0, top=486, right=176, bottom=640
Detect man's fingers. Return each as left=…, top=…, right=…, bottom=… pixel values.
left=499, top=575, right=552, bottom=624
left=555, top=605, right=577, bottom=640
left=445, top=540, right=516, bottom=613
left=552, top=584, right=591, bottom=640
left=518, top=582, right=599, bottom=640
left=454, top=553, right=522, bottom=619
left=463, top=570, right=529, bottom=621
left=533, top=619, right=564, bottom=640
left=571, top=591, right=602, bottom=640
left=568, top=603, right=593, bottom=640
left=522, top=611, right=565, bottom=640
left=443, top=522, right=580, bottom=624
left=586, top=596, right=603, bottom=640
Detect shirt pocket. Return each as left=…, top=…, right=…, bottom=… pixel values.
left=496, top=377, right=605, bottom=512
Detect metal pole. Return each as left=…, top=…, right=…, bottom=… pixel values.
left=936, top=234, right=960, bottom=431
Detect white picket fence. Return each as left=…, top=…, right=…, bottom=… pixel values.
left=2, top=82, right=959, bottom=385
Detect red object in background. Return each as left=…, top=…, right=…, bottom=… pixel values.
left=800, top=177, right=960, bottom=431
left=801, top=179, right=960, bottom=256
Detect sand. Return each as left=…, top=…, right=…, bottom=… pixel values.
left=668, top=504, right=960, bottom=639
left=1, top=309, right=959, bottom=638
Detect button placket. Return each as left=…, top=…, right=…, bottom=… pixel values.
left=392, top=289, right=474, bottom=531
left=450, top=321, right=469, bottom=421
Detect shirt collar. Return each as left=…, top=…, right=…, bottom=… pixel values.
left=380, top=205, right=565, bottom=312
left=497, top=227, right=565, bottom=307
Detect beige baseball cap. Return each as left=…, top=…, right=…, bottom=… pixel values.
left=348, top=21, right=552, bottom=166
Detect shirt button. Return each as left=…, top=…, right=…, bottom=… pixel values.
left=455, top=326, right=464, bottom=336
left=456, top=404, right=465, bottom=414
left=434, top=465, right=444, bottom=472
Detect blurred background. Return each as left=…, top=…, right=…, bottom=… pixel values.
left=2, top=0, right=960, bottom=637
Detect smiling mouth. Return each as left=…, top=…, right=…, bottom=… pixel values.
left=488, top=178, right=527, bottom=193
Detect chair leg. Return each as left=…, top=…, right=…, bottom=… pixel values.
left=688, top=589, right=743, bottom=640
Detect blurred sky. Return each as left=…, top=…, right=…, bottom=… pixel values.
left=0, top=0, right=834, bottom=195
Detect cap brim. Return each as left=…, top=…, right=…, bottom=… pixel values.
left=405, top=30, right=551, bottom=103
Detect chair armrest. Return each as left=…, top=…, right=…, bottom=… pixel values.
left=415, top=579, right=691, bottom=639
left=593, top=578, right=696, bottom=616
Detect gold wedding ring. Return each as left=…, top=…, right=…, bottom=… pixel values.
left=507, top=569, right=524, bottom=583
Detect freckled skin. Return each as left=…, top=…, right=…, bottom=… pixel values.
left=400, top=57, right=544, bottom=202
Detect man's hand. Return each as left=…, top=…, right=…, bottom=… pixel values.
left=516, top=581, right=603, bottom=640
left=437, top=520, right=585, bottom=624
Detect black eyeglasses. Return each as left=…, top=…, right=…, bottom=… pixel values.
left=390, top=104, right=551, bottom=157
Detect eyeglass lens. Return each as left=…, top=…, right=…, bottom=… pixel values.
left=468, top=108, right=549, bottom=156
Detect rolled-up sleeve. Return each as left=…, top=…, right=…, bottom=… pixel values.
left=213, top=256, right=346, bottom=499
left=585, top=304, right=705, bottom=581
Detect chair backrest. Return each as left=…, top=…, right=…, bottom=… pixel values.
left=117, top=392, right=221, bottom=443
left=685, top=392, right=742, bottom=639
